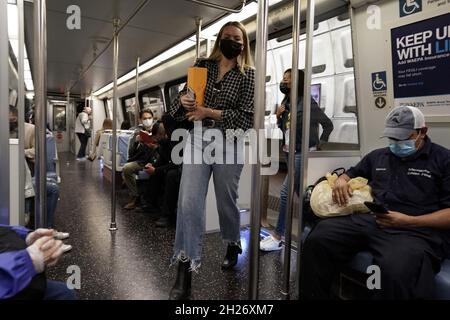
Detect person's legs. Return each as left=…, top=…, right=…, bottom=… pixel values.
left=261, top=153, right=301, bottom=251
left=122, top=161, right=144, bottom=209
left=44, top=280, right=76, bottom=300
left=45, top=181, right=59, bottom=228
left=368, top=231, right=443, bottom=299
left=156, top=167, right=181, bottom=227
left=76, top=133, right=88, bottom=158
left=172, top=162, right=212, bottom=268
left=300, top=216, right=368, bottom=299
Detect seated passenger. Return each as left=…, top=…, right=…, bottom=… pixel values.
left=120, top=120, right=131, bottom=130
left=11, top=116, right=60, bottom=229
left=142, top=114, right=182, bottom=227
left=300, top=106, right=450, bottom=300
left=0, top=225, right=75, bottom=300
left=260, top=69, right=333, bottom=251
left=122, top=109, right=156, bottom=210
left=88, top=118, right=112, bottom=161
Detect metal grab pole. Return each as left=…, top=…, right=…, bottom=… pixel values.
left=18, top=0, right=26, bottom=225
left=135, top=57, right=140, bottom=126
left=282, top=0, right=302, bottom=300
left=195, top=17, right=202, bottom=60
left=110, top=18, right=120, bottom=232
left=0, top=0, right=10, bottom=225
left=248, top=0, right=269, bottom=300
left=295, top=0, right=315, bottom=299
left=34, top=0, right=47, bottom=228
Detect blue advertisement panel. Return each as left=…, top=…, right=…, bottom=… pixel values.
left=391, top=12, right=450, bottom=108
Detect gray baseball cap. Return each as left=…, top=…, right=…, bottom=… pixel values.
left=381, top=106, right=425, bottom=140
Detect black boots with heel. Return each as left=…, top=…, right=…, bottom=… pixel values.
left=169, top=260, right=192, bottom=300
left=221, top=242, right=242, bottom=270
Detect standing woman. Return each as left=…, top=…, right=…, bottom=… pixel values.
left=168, top=21, right=255, bottom=300
left=74, top=106, right=92, bottom=160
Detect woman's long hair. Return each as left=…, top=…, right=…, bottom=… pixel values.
left=284, top=68, right=305, bottom=98
left=208, top=21, right=254, bottom=73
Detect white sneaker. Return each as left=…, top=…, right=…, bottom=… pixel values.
left=260, top=236, right=283, bottom=251
left=76, top=157, right=86, bottom=161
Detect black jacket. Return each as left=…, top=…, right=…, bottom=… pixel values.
left=278, top=97, right=334, bottom=151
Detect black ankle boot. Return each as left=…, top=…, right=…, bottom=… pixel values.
left=221, top=243, right=243, bottom=270
left=169, top=261, right=192, bottom=300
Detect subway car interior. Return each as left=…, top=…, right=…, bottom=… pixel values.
left=1, top=0, right=450, bottom=303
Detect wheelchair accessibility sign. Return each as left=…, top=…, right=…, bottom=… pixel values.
left=399, top=0, right=422, bottom=17
left=372, top=72, right=387, bottom=93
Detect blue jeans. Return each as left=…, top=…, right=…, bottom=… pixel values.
left=44, top=280, right=77, bottom=300
left=172, top=128, right=244, bottom=271
left=275, top=152, right=301, bottom=237
left=46, top=181, right=59, bottom=228
left=31, top=179, right=60, bottom=228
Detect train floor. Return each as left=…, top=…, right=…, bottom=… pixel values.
left=46, top=152, right=298, bottom=300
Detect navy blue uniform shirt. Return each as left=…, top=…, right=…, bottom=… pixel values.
left=346, top=137, right=450, bottom=255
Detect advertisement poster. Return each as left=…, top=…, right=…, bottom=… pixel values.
left=391, top=12, right=450, bottom=108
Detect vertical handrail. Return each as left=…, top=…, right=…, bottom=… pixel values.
left=295, top=0, right=315, bottom=299
left=195, top=17, right=202, bottom=60
left=109, top=18, right=120, bottom=232
left=248, top=0, right=269, bottom=300
left=282, top=0, right=302, bottom=299
left=18, top=0, right=26, bottom=225
left=135, top=56, right=140, bottom=126
left=0, top=0, right=10, bottom=225
left=34, top=0, right=47, bottom=228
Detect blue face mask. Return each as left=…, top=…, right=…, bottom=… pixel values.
left=389, top=138, right=418, bottom=157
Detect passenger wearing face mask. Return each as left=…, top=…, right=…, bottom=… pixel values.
left=168, top=21, right=255, bottom=300
left=300, top=106, right=450, bottom=300
left=260, top=69, right=333, bottom=252
left=122, top=109, right=157, bottom=210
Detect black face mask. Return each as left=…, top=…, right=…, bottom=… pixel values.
left=220, top=39, right=243, bottom=60
left=279, top=82, right=290, bottom=95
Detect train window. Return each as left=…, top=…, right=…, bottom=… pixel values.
left=168, top=82, right=186, bottom=104
left=122, top=96, right=137, bottom=125
left=265, top=15, right=359, bottom=151
left=53, top=105, right=66, bottom=132
left=141, top=87, right=164, bottom=120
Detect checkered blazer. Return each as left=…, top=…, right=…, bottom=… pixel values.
left=169, top=59, right=255, bottom=140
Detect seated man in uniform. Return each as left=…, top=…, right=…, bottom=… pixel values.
left=300, top=106, right=450, bottom=300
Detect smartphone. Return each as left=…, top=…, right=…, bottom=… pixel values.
left=186, top=87, right=196, bottom=100
left=364, top=201, right=388, bottom=214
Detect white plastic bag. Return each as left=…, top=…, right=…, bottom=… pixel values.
left=310, top=174, right=373, bottom=218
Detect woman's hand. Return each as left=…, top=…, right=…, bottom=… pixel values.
left=180, top=94, right=197, bottom=111
left=276, top=105, right=286, bottom=118
left=186, top=107, right=209, bottom=122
